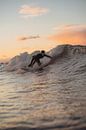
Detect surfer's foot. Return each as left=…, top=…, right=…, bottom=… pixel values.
left=28, top=64, right=31, bottom=67
left=28, top=64, right=32, bottom=67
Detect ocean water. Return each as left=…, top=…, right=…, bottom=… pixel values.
left=0, top=54, right=86, bottom=130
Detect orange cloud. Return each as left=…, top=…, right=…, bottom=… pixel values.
left=17, top=35, right=40, bottom=41
left=19, top=5, right=49, bottom=17
left=49, top=25, right=86, bottom=45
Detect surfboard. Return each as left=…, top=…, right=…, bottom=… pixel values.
left=21, top=66, right=44, bottom=72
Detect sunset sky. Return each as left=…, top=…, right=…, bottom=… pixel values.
left=0, top=0, right=86, bottom=61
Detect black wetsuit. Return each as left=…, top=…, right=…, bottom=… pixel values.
left=29, top=53, right=51, bottom=67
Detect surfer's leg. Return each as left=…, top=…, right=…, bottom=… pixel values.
left=31, top=59, right=36, bottom=66
left=28, top=57, right=35, bottom=67
left=37, top=60, right=41, bottom=66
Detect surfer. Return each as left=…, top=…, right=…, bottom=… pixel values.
left=28, top=50, right=52, bottom=67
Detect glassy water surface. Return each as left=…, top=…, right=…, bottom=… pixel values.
left=0, top=65, right=86, bottom=130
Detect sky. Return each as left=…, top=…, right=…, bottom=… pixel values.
left=0, top=0, right=86, bottom=61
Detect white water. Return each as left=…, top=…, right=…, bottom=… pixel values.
left=0, top=45, right=86, bottom=130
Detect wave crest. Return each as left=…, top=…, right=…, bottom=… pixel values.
left=5, top=44, right=86, bottom=72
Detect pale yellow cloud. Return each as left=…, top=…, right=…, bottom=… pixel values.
left=17, top=35, right=40, bottom=41
left=19, top=5, right=49, bottom=17
left=49, top=25, right=86, bottom=45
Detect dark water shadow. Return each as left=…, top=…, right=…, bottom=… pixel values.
left=2, top=125, right=86, bottom=130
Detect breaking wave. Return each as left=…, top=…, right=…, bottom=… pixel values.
left=5, top=44, right=86, bottom=72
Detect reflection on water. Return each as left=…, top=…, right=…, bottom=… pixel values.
left=0, top=67, right=86, bottom=130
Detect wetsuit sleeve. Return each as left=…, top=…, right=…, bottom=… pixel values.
left=44, top=54, right=52, bottom=58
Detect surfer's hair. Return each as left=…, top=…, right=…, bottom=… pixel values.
left=41, top=50, right=45, bottom=53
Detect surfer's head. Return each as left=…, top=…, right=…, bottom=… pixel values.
left=41, top=50, right=45, bottom=54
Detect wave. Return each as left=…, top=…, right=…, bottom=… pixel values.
left=4, top=44, right=86, bottom=72
left=49, top=44, right=86, bottom=58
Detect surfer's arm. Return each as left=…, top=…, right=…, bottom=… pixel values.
left=44, top=54, right=52, bottom=59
